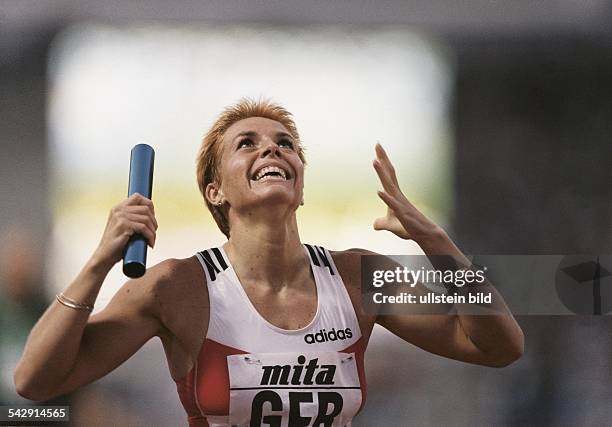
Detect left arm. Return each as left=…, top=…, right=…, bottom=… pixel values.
left=371, top=143, right=524, bottom=367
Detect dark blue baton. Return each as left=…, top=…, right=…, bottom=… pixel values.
left=123, top=144, right=155, bottom=278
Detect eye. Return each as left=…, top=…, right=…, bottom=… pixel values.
left=278, top=138, right=294, bottom=149
left=237, top=138, right=254, bottom=149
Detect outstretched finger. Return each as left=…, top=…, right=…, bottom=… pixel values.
left=373, top=158, right=397, bottom=196
left=377, top=190, right=403, bottom=212
left=375, top=143, right=399, bottom=186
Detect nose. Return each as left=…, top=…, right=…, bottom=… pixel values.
left=260, top=139, right=281, bottom=158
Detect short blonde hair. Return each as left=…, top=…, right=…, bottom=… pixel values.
left=196, top=98, right=306, bottom=238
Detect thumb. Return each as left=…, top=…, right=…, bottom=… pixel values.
left=373, top=217, right=389, bottom=231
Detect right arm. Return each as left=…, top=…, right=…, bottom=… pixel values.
left=14, top=193, right=163, bottom=401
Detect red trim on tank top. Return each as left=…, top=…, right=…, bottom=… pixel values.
left=174, top=337, right=368, bottom=423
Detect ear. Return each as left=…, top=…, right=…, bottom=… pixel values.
left=205, top=182, right=225, bottom=207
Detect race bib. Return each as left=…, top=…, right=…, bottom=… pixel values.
left=227, top=352, right=361, bottom=427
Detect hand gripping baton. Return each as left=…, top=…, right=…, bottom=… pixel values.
left=122, top=144, right=155, bottom=278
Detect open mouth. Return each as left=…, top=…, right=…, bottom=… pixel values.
left=251, top=165, right=291, bottom=182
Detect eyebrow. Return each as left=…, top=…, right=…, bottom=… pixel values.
left=232, top=131, right=294, bottom=142
left=276, top=132, right=294, bottom=140
left=233, top=131, right=257, bottom=142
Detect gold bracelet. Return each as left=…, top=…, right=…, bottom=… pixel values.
left=56, top=293, right=94, bottom=312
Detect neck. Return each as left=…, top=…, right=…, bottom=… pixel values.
left=223, top=211, right=308, bottom=289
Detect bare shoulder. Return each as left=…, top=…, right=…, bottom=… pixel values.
left=146, top=256, right=206, bottom=297
left=329, top=248, right=379, bottom=290
left=109, top=256, right=208, bottom=330
left=148, top=256, right=208, bottom=315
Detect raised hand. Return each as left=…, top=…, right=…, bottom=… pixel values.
left=372, top=143, right=441, bottom=243
left=92, top=192, right=158, bottom=270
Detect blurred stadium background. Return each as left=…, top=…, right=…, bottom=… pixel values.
left=1, top=1, right=612, bottom=426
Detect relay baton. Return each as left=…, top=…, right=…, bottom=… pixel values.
left=122, top=144, right=155, bottom=278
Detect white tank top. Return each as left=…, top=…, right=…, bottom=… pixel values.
left=183, top=244, right=366, bottom=427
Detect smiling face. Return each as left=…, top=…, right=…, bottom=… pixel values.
left=206, top=117, right=305, bottom=220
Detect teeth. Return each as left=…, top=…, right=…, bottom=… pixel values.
left=254, top=166, right=287, bottom=181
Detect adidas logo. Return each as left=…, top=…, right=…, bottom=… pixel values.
left=304, top=327, right=353, bottom=344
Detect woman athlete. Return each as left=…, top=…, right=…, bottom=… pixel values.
left=15, top=99, right=523, bottom=426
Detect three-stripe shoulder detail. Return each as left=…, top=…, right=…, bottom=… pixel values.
left=304, top=244, right=336, bottom=276
left=199, top=245, right=336, bottom=280
left=197, top=248, right=229, bottom=282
